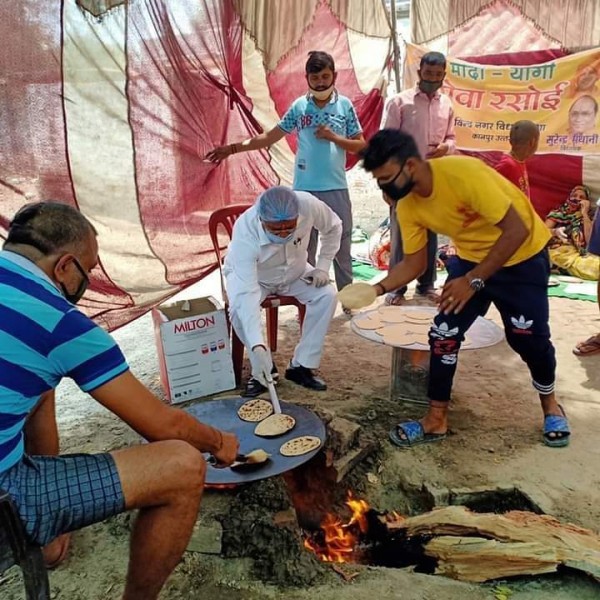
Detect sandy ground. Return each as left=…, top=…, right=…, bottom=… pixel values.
left=3, top=176, right=600, bottom=599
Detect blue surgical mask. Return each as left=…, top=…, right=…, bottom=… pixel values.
left=265, top=231, right=295, bottom=245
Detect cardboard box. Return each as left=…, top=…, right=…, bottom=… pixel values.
left=152, top=297, right=235, bottom=403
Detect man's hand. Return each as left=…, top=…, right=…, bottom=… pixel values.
left=315, top=125, right=337, bottom=142
left=251, top=345, right=273, bottom=385
left=439, top=276, right=475, bottom=315
left=426, top=143, right=449, bottom=159
left=205, top=145, right=233, bottom=164
left=211, top=431, right=239, bottom=466
left=304, top=268, right=330, bottom=287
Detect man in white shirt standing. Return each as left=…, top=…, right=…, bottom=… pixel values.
left=224, top=186, right=342, bottom=397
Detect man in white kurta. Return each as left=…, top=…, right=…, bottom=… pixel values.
left=224, top=186, right=342, bottom=397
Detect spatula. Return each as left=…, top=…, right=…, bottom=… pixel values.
left=265, top=374, right=282, bottom=414
left=208, top=449, right=271, bottom=469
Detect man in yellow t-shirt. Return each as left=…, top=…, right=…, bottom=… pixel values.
left=353, top=129, right=569, bottom=449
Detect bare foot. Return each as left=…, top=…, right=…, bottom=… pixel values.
left=573, top=333, right=600, bottom=357
left=415, top=288, right=441, bottom=305
left=384, top=293, right=406, bottom=306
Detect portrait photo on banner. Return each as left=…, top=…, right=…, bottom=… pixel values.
left=403, top=44, right=600, bottom=155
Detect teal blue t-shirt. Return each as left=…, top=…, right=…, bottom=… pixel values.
left=278, top=93, right=362, bottom=192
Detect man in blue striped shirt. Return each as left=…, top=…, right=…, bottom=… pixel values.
left=0, top=202, right=239, bottom=600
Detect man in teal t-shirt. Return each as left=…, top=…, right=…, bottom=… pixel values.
left=207, top=51, right=366, bottom=293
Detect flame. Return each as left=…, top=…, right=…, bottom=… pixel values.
left=303, top=492, right=371, bottom=563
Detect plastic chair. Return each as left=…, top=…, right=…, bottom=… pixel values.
left=208, top=205, right=306, bottom=385
left=0, top=488, right=50, bottom=599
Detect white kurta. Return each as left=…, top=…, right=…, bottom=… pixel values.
left=224, top=192, right=342, bottom=374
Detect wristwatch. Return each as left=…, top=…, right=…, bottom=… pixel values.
left=467, top=274, right=485, bottom=292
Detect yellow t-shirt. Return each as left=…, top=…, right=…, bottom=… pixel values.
left=395, top=156, right=550, bottom=266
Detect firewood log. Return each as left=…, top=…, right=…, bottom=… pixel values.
left=382, top=506, right=600, bottom=582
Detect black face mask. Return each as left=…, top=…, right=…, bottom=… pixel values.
left=378, top=165, right=415, bottom=201
left=418, top=80, right=443, bottom=95
left=60, top=258, right=89, bottom=304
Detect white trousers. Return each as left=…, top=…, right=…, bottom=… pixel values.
left=229, top=276, right=337, bottom=378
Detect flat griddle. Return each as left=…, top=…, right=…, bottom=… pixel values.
left=184, top=396, right=326, bottom=486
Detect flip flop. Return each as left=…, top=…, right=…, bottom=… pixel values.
left=389, top=420, right=447, bottom=448
left=573, top=335, right=600, bottom=357
left=543, top=405, right=570, bottom=448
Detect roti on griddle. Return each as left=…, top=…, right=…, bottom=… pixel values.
left=237, top=399, right=274, bottom=422
left=280, top=435, right=322, bottom=457
left=254, top=413, right=296, bottom=437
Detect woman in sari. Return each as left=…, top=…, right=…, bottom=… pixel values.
left=545, top=185, right=600, bottom=281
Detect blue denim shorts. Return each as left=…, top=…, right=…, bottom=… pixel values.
left=0, top=453, right=125, bottom=546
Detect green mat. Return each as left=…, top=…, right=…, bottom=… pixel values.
left=351, top=261, right=597, bottom=302
left=351, top=260, right=381, bottom=281
left=548, top=282, right=597, bottom=302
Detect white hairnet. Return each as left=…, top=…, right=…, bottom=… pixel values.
left=257, top=186, right=299, bottom=222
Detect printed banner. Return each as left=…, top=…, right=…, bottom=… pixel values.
left=404, top=44, right=600, bottom=154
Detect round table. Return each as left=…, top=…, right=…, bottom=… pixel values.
left=351, top=306, right=504, bottom=404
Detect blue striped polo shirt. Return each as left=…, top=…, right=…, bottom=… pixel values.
left=0, top=250, right=129, bottom=473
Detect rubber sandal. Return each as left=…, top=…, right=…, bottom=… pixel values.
left=573, top=335, right=600, bottom=357
left=389, top=420, right=447, bottom=449
left=543, top=405, right=570, bottom=448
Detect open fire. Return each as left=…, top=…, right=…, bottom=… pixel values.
left=303, top=493, right=399, bottom=563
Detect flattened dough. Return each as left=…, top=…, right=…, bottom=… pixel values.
left=353, top=314, right=384, bottom=330
left=378, top=324, right=429, bottom=346
left=338, top=283, right=377, bottom=310
left=401, top=309, right=436, bottom=321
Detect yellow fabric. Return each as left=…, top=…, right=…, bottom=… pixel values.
left=549, top=245, right=600, bottom=280
left=396, top=156, right=551, bottom=266
left=403, top=43, right=600, bottom=154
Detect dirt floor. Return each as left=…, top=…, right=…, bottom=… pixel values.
left=3, top=178, right=600, bottom=599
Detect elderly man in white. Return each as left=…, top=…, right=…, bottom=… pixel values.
left=224, top=186, right=342, bottom=397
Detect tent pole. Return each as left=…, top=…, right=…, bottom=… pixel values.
left=389, top=0, right=402, bottom=93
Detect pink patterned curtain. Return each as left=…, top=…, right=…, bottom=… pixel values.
left=0, top=0, right=390, bottom=330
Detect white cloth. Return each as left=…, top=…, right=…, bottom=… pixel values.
left=224, top=191, right=342, bottom=373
